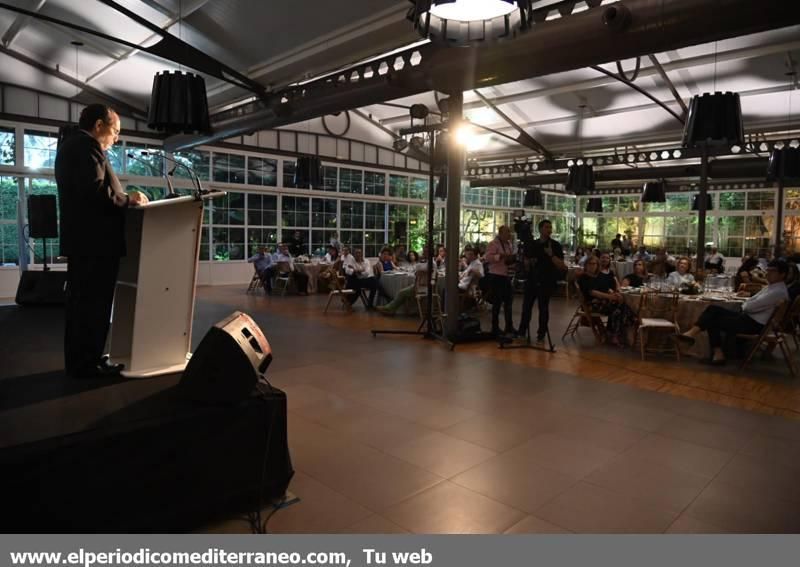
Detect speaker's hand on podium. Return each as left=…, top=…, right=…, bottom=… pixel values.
left=128, top=190, right=149, bottom=206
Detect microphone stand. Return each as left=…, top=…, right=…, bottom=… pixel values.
left=126, top=152, right=179, bottom=199
left=141, top=151, right=206, bottom=200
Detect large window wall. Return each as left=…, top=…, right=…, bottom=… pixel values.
left=578, top=189, right=777, bottom=259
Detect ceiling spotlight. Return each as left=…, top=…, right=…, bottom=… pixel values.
left=409, top=104, right=430, bottom=120
left=407, top=0, right=533, bottom=46
left=453, top=123, right=491, bottom=152
left=393, top=138, right=409, bottom=152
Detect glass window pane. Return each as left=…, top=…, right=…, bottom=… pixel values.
left=364, top=171, right=385, bottom=196
left=125, top=142, right=163, bottom=176
left=389, top=175, right=408, bottom=198
left=283, top=160, right=297, bottom=188
left=0, top=127, right=15, bottom=165
left=409, top=178, right=429, bottom=200
left=389, top=204, right=408, bottom=248
left=747, top=190, right=775, bottom=211
left=666, top=194, right=690, bottom=212
left=23, top=130, right=58, bottom=169
left=365, top=202, right=386, bottom=230
left=281, top=196, right=309, bottom=227
left=173, top=150, right=210, bottom=181
left=339, top=168, right=363, bottom=194
left=311, top=198, right=337, bottom=228
left=340, top=200, right=364, bottom=229
left=322, top=165, right=338, bottom=192
left=719, top=191, right=746, bottom=211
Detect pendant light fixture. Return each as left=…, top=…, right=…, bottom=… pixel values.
left=523, top=187, right=543, bottom=207
left=691, top=193, right=713, bottom=211
left=586, top=197, right=603, bottom=213
left=407, top=0, right=534, bottom=45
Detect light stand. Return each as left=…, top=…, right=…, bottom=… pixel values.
left=371, top=124, right=453, bottom=350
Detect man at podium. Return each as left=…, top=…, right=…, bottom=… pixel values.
left=56, top=104, right=149, bottom=379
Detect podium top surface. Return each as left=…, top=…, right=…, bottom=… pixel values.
left=131, top=191, right=226, bottom=210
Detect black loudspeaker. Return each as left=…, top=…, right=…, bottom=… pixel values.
left=179, top=311, right=273, bottom=404
left=28, top=195, right=58, bottom=239
left=15, top=270, right=67, bottom=305
left=293, top=156, right=321, bottom=188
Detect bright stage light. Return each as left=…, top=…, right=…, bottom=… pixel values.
left=429, top=0, right=516, bottom=23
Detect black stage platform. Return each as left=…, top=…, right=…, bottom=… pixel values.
left=0, top=304, right=293, bottom=533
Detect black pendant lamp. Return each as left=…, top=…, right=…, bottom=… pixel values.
left=641, top=180, right=666, bottom=203
left=566, top=163, right=595, bottom=194
left=691, top=193, right=713, bottom=211
left=586, top=197, right=603, bottom=213
left=523, top=187, right=543, bottom=207
left=147, top=71, right=210, bottom=134
left=435, top=175, right=448, bottom=199
left=682, top=92, right=745, bottom=148
left=767, top=146, right=800, bottom=184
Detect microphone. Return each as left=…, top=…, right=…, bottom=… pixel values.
left=126, top=152, right=176, bottom=199
left=141, top=151, right=205, bottom=199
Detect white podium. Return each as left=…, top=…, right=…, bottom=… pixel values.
left=109, top=191, right=224, bottom=378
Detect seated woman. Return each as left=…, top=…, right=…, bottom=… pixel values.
left=376, top=255, right=433, bottom=315
left=622, top=259, right=648, bottom=288
left=736, top=255, right=767, bottom=288
left=378, top=247, right=397, bottom=273
left=578, top=256, right=637, bottom=346
left=323, top=245, right=340, bottom=264
left=666, top=257, right=698, bottom=292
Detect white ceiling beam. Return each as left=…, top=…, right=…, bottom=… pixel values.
left=83, top=0, right=212, bottom=85
left=378, top=38, right=800, bottom=126
left=1, top=0, right=47, bottom=48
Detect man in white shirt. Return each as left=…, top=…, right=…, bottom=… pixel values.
left=273, top=242, right=309, bottom=294
left=458, top=247, right=484, bottom=291
left=704, top=245, right=725, bottom=273
left=632, top=245, right=653, bottom=262
left=676, top=259, right=789, bottom=364
left=343, top=248, right=378, bottom=308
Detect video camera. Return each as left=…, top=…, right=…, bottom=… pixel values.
left=512, top=209, right=533, bottom=245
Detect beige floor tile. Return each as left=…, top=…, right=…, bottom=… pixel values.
left=714, top=454, right=800, bottom=504
left=442, top=414, right=538, bottom=452
left=757, top=416, right=800, bottom=442
left=655, top=414, right=754, bottom=452
left=685, top=479, right=800, bottom=533
left=586, top=400, right=676, bottom=432
left=336, top=514, right=410, bottom=534
left=382, top=481, right=526, bottom=534
left=624, top=433, right=734, bottom=478
left=386, top=432, right=496, bottom=478
left=350, top=387, right=476, bottom=429
left=504, top=515, right=572, bottom=534
left=740, top=434, right=800, bottom=471
left=267, top=472, right=373, bottom=534
left=504, top=433, right=617, bottom=478
left=665, top=515, right=729, bottom=534
left=550, top=413, right=649, bottom=453
left=535, top=482, right=680, bottom=533
left=452, top=452, right=577, bottom=513
left=584, top=452, right=712, bottom=513
left=298, top=441, right=443, bottom=511
left=281, top=383, right=348, bottom=411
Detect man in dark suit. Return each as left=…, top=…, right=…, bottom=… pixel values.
left=517, top=219, right=566, bottom=343
left=56, top=104, right=148, bottom=378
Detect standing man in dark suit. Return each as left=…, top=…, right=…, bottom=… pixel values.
left=56, top=104, right=148, bottom=378
left=517, top=219, right=566, bottom=343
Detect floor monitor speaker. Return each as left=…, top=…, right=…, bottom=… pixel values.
left=179, top=311, right=272, bottom=404
left=15, top=270, right=67, bottom=305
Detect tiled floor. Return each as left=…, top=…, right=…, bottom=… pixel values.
left=195, top=286, right=800, bottom=534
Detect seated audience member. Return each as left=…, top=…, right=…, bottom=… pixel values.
left=287, top=230, right=305, bottom=257
left=648, top=248, right=674, bottom=277
left=613, top=247, right=625, bottom=261
left=458, top=247, right=484, bottom=292
left=323, top=245, right=340, bottom=264
left=343, top=248, right=378, bottom=308
left=632, top=245, right=653, bottom=262
left=704, top=245, right=725, bottom=273
left=578, top=256, right=636, bottom=346
left=405, top=250, right=419, bottom=267
left=611, top=233, right=623, bottom=251
left=376, top=256, right=433, bottom=315
left=378, top=247, right=397, bottom=273
left=622, top=259, right=648, bottom=288
left=573, top=247, right=585, bottom=265
left=736, top=256, right=766, bottom=288
left=394, top=244, right=408, bottom=265
left=676, top=259, right=790, bottom=364
left=329, top=232, right=342, bottom=253
left=598, top=251, right=620, bottom=292
left=274, top=243, right=310, bottom=294
left=667, top=257, right=698, bottom=291
left=247, top=246, right=275, bottom=293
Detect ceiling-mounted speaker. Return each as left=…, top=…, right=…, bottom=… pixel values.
left=147, top=71, right=210, bottom=134
left=566, top=164, right=595, bottom=194
left=691, top=193, right=714, bottom=211
left=767, top=146, right=800, bottom=184
left=586, top=197, right=603, bottom=213
left=523, top=188, right=543, bottom=207
left=294, top=156, right=322, bottom=188
left=641, top=181, right=666, bottom=203
left=682, top=92, right=744, bottom=148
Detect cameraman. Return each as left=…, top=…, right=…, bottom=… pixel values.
left=486, top=225, right=516, bottom=336
left=517, top=219, right=566, bottom=343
